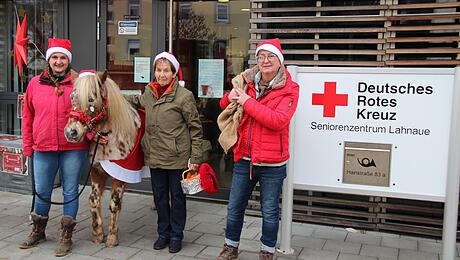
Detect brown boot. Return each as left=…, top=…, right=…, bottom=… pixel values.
left=19, top=213, right=48, bottom=249
left=54, top=216, right=76, bottom=257
left=259, top=250, right=274, bottom=260
left=217, top=243, right=238, bottom=260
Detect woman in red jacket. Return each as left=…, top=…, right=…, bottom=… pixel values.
left=20, top=38, right=88, bottom=257
left=217, top=38, right=299, bottom=260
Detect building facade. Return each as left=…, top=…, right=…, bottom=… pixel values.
left=1, top=0, right=251, bottom=199
left=1, top=0, right=460, bottom=238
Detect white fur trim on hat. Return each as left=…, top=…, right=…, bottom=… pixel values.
left=154, top=52, right=179, bottom=72
left=255, top=44, right=284, bottom=63
left=46, top=47, right=72, bottom=63
left=78, top=72, right=95, bottom=78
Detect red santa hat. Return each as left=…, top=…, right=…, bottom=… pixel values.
left=46, top=38, right=72, bottom=63
left=154, top=51, right=185, bottom=87
left=255, top=38, right=284, bottom=63
left=78, top=69, right=96, bottom=78
left=199, top=163, right=218, bottom=194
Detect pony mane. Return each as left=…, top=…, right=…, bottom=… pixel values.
left=74, top=75, right=137, bottom=141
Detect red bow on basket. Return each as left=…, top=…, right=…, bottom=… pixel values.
left=199, top=163, right=218, bottom=194
left=14, top=15, right=29, bottom=75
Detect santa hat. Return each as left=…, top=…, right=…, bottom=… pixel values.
left=78, top=69, right=95, bottom=78
left=199, top=163, right=218, bottom=194
left=154, top=51, right=185, bottom=87
left=46, top=38, right=72, bottom=62
left=255, top=38, right=284, bottom=63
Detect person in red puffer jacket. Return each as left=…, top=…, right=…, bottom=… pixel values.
left=20, top=38, right=88, bottom=257
left=217, top=38, right=299, bottom=260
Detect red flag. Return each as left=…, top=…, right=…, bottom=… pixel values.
left=14, top=15, right=29, bottom=75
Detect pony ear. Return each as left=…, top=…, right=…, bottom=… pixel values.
left=97, top=71, right=109, bottom=98
left=97, top=70, right=108, bottom=84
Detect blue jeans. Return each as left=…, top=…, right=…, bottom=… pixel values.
left=150, top=168, right=186, bottom=241
left=225, top=160, right=286, bottom=253
left=33, top=150, right=88, bottom=219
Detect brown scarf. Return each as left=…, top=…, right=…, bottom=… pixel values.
left=45, top=64, right=70, bottom=96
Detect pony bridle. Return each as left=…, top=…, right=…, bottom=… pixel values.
left=67, top=70, right=109, bottom=140
left=68, top=96, right=108, bottom=141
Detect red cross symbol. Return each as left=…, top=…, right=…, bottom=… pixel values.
left=312, top=82, right=348, bottom=118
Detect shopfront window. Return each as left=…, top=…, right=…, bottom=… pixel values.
left=168, top=1, right=250, bottom=194
left=0, top=0, right=59, bottom=135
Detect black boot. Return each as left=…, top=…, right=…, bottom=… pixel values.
left=169, top=240, right=182, bottom=253
left=153, top=237, right=169, bottom=250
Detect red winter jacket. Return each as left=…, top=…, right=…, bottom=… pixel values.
left=220, top=66, right=299, bottom=164
left=22, top=71, right=88, bottom=157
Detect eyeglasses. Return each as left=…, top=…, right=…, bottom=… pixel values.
left=256, top=54, right=277, bottom=62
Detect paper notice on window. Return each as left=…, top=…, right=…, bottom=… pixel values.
left=134, top=57, right=151, bottom=83
left=198, top=59, right=224, bottom=98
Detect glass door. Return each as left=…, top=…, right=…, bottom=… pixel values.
left=168, top=0, right=250, bottom=200
left=106, top=0, right=156, bottom=192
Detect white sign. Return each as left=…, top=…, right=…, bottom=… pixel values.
left=198, top=59, right=224, bottom=98
left=134, top=57, right=150, bottom=83
left=291, top=67, right=456, bottom=202
left=118, top=21, right=138, bottom=35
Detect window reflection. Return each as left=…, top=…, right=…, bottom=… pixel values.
left=169, top=1, right=250, bottom=192
left=107, top=0, right=152, bottom=90
left=0, top=2, right=8, bottom=93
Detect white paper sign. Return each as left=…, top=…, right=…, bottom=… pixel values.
left=198, top=59, right=224, bottom=98
left=134, top=57, right=150, bottom=83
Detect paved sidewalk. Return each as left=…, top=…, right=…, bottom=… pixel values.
left=0, top=189, right=458, bottom=260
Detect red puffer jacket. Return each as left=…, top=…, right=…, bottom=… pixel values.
left=220, top=66, right=299, bottom=164
left=22, top=71, right=88, bottom=157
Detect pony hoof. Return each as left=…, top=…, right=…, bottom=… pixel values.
left=91, top=235, right=105, bottom=244
left=105, top=235, right=119, bottom=247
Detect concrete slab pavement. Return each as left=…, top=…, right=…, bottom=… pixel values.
left=0, top=189, right=458, bottom=260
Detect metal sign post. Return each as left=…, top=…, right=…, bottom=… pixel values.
left=441, top=67, right=460, bottom=260
left=277, top=66, right=297, bottom=254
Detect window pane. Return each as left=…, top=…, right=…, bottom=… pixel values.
left=107, top=0, right=152, bottom=90
left=15, top=0, right=60, bottom=87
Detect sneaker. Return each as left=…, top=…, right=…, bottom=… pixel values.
left=153, top=238, right=169, bottom=250
left=169, top=240, right=182, bottom=253
left=217, top=243, right=238, bottom=260
left=259, top=250, right=274, bottom=260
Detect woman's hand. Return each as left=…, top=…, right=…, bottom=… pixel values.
left=233, top=88, right=251, bottom=105
left=189, top=163, right=199, bottom=172
left=228, top=88, right=239, bottom=102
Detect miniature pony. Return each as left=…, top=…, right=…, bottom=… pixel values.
left=64, top=71, right=148, bottom=247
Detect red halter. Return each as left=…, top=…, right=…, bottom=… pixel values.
left=67, top=97, right=108, bottom=141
